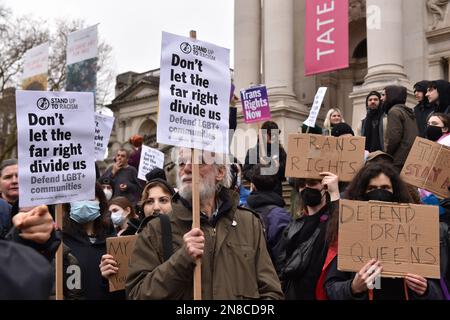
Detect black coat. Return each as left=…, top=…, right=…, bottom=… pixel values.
left=63, top=230, right=123, bottom=300
left=324, top=256, right=443, bottom=300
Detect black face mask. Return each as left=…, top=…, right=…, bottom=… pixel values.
left=301, top=187, right=323, bottom=207
left=426, top=125, right=444, bottom=142
left=364, top=189, right=395, bottom=202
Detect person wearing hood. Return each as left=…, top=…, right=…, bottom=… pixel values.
left=413, top=81, right=433, bottom=137
left=426, top=80, right=450, bottom=114
left=246, top=164, right=292, bottom=262
left=357, top=91, right=387, bottom=152
left=382, top=85, right=419, bottom=173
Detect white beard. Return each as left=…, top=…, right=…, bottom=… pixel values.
left=177, top=168, right=217, bottom=203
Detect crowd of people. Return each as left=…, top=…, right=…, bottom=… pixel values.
left=0, top=79, right=449, bottom=300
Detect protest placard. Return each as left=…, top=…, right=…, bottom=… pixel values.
left=22, top=42, right=49, bottom=91
left=94, top=112, right=115, bottom=161
left=285, top=133, right=365, bottom=181
left=66, top=25, right=98, bottom=92
left=106, top=235, right=138, bottom=292
left=338, top=199, right=440, bottom=278
left=157, top=31, right=230, bottom=154
left=303, top=87, right=327, bottom=128
left=138, top=145, right=165, bottom=181
left=16, top=90, right=96, bottom=207
left=240, top=85, right=271, bottom=124
left=401, top=137, right=450, bottom=198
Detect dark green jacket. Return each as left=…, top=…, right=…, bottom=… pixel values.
left=126, top=188, right=283, bottom=300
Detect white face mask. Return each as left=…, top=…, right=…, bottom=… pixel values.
left=103, top=188, right=113, bottom=201
left=111, top=209, right=125, bottom=227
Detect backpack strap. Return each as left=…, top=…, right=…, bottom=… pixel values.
left=158, top=214, right=173, bottom=261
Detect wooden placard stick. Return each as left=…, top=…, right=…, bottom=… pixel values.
left=55, top=203, right=64, bottom=300
left=189, top=29, right=202, bottom=301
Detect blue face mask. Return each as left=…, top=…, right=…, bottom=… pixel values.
left=70, top=200, right=101, bottom=224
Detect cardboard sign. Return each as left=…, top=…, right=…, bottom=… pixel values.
left=157, top=31, right=230, bottom=153
left=303, top=87, right=327, bottom=128
left=304, top=0, right=349, bottom=75
left=106, top=235, right=138, bottom=292
left=94, top=112, right=115, bottom=161
left=16, top=90, right=96, bottom=207
left=240, top=85, right=271, bottom=124
left=338, top=200, right=440, bottom=279
left=285, top=134, right=365, bottom=181
left=138, top=145, right=165, bottom=181
left=401, top=137, right=450, bottom=198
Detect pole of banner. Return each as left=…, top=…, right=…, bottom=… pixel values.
left=55, top=203, right=64, bottom=300
left=258, top=122, right=267, bottom=165
left=189, top=29, right=202, bottom=301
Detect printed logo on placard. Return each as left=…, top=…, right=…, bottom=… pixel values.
left=192, top=45, right=216, bottom=61
left=36, top=97, right=50, bottom=110
left=180, top=42, right=192, bottom=54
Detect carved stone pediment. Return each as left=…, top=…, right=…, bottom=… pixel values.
left=112, top=80, right=158, bottom=104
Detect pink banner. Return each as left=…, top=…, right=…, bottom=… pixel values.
left=304, top=0, right=349, bottom=76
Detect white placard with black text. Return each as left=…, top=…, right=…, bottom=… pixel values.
left=138, top=145, right=165, bottom=181
left=303, top=87, right=327, bottom=128
left=16, top=90, right=96, bottom=207
left=94, top=112, right=115, bottom=161
left=157, top=31, right=230, bottom=153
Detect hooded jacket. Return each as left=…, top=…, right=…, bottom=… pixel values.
left=431, top=80, right=450, bottom=114
left=63, top=228, right=123, bottom=300
left=126, top=188, right=283, bottom=300
left=413, top=80, right=434, bottom=137
left=384, top=86, right=419, bottom=171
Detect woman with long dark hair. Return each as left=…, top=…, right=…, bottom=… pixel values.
left=323, top=163, right=443, bottom=300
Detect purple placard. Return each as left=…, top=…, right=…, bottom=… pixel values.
left=240, top=85, right=271, bottom=124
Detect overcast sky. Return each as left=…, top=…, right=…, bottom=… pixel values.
left=3, top=0, right=234, bottom=75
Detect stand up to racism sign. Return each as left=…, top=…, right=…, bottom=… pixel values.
left=157, top=32, right=230, bottom=154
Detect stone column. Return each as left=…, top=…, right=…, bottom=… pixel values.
left=263, top=0, right=295, bottom=97
left=234, top=0, right=261, bottom=91
left=364, top=0, right=408, bottom=84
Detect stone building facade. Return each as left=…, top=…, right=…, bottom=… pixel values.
left=108, top=0, right=450, bottom=162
